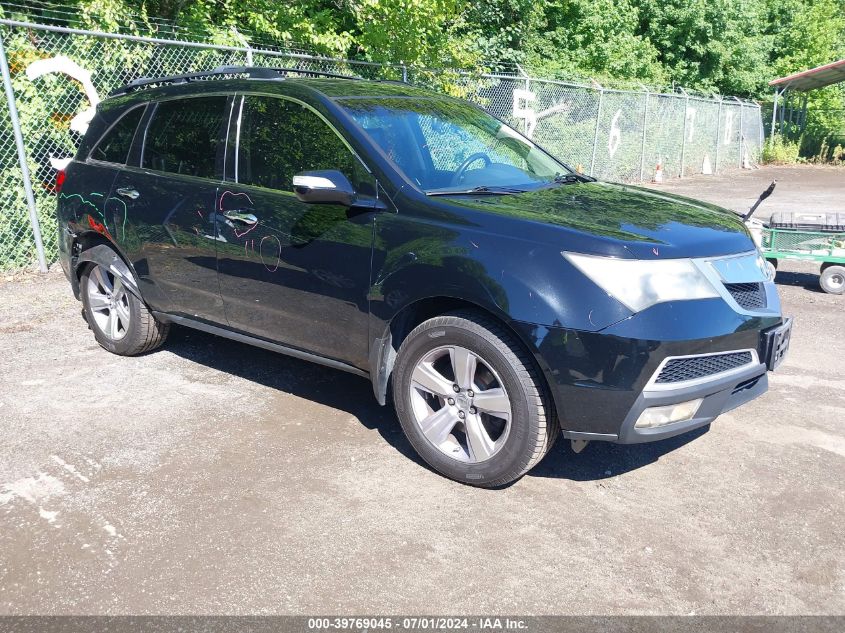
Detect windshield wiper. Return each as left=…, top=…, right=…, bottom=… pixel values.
left=553, top=172, right=595, bottom=184
left=427, top=185, right=528, bottom=196
left=534, top=172, right=596, bottom=192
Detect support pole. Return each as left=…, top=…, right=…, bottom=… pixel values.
left=714, top=98, right=723, bottom=173
left=734, top=96, right=744, bottom=168
left=638, top=89, right=649, bottom=182
left=230, top=27, right=252, bottom=65
left=770, top=88, right=780, bottom=136
left=799, top=94, right=808, bottom=134
left=0, top=29, right=47, bottom=272
left=590, top=86, right=604, bottom=177
left=679, top=88, right=689, bottom=178
left=783, top=95, right=795, bottom=136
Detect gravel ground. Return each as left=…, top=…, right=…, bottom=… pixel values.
left=0, top=165, right=843, bottom=615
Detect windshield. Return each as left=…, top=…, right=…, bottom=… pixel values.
left=338, top=97, right=570, bottom=194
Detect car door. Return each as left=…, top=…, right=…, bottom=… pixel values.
left=107, top=94, right=231, bottom=321
left=216, top=94, right=377, bottom=368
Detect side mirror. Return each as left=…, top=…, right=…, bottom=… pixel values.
left=292, top=170, right=354, bottom=206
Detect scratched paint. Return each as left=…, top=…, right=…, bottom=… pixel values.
left=219, top=190, right=258, bottom=238
left=60, top=191, right=129, bottom=241
left=106, top=196, right=129, bottom=241
left=259, top=235, right=282, bottom=272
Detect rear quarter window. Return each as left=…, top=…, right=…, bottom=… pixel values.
left=89, top=106, right=145, bottom=164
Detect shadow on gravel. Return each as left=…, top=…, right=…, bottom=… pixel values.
left=162, top=324, right=424, bottom=464
left=529, top=426, right=709, bottom=482
left=774, top=270, right=824, bottom=293
left=162, top=324, right=711, bottom=485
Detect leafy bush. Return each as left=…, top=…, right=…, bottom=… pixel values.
left=808, top=137, right=845, bottom=164
left=762, top=134, right=802, bottom=164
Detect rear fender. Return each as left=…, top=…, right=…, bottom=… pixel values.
left=75, top=244, right=142, bottom=301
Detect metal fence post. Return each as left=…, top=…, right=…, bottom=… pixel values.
left=638, top=89, right=649, bottom=182
left=0, top=29, right=48, bottom=273
left=763, top=101, right=769, bottom=148
left=230, top=27, right=252, bottom=65
left=590, top=85, right=604, bottom=177
left=734, top=96, right=744, bottom=167
left=714, top=98, right=723, bottom=173
left=770, top=88, right=780, bottom=138
left=679, top=88, right=689, bottom=178
left=401, top=64, right=408, bottom=83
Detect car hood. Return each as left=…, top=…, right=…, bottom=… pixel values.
left=440, top=181, right=755, bottom=259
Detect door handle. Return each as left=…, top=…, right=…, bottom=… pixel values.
left=116, top=187, right=140, bottom=200
left=223, top=210, right=258, bottom=225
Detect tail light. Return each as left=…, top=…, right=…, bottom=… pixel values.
left=55, top=170, right=66, bottom=194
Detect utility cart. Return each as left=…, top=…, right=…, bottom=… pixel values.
left=761, top=225, right=845, bottom=294
left=743, top=182, right=845, bottom=295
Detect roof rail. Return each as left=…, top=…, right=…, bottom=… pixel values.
left=109, top=65, right=361, bottom=97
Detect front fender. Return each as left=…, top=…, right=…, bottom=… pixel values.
left=366, top=217, right=634, bottom=404
left=371, top=228, right=632, bottom=333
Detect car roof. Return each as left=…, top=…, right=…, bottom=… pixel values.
left=103, top=73, right=445, bottom=113
left=292, top=77, right=441, bottom=99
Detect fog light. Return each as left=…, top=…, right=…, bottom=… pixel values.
left=634, top=398, right=703, bottom=429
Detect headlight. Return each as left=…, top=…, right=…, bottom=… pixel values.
left=563, top=252, right=720, bottom=312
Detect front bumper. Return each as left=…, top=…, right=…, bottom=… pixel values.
left=615, top=357, right=767, bottom=443
left=512, top=297, right=788, bottom=444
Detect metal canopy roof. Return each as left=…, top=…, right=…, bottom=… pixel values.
left=769, top=59, right=845, bottom=91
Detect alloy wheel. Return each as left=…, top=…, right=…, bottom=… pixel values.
left=86, top=265, right=131, bottom=341
left=409, top=345, right=512, bottom=463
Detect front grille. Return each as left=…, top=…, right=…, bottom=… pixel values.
left=656, top=351, right=754, bottom=384
left=724, top=282, right=767, bottom=310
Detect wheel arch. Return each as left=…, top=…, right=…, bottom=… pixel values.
left=72, top=233, right=142, bottom=302
left=368, top=295, right=556, bottom=418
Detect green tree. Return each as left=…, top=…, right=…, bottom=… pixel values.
left=636, top=0, right=770, bottom=95
left=524, top=0, right=666, bottom=84
left=764, top=0, right=845, bottom=154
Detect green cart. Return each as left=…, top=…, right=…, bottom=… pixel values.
left=760, top=227, right=845, bottom=294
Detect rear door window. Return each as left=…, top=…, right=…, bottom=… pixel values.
left=89, top=106, right=145, bottom=164
left=142, top=96, right=228, bottom=179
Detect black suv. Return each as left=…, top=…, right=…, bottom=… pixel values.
left=57, top=67, right=792, bottom=487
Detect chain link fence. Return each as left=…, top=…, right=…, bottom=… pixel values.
left=0, top=18, right=764, bottom=272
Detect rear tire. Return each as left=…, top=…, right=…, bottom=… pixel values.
left=392, top=311, right=558, bottom=487
left=820, top=264, right=845, bottom=295
left=80, top=257, right=169, bottom=355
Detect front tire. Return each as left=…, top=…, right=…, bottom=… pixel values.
left=392, top=311, right=558, bottom=487
left=80, top=259, right=169, bottom=355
